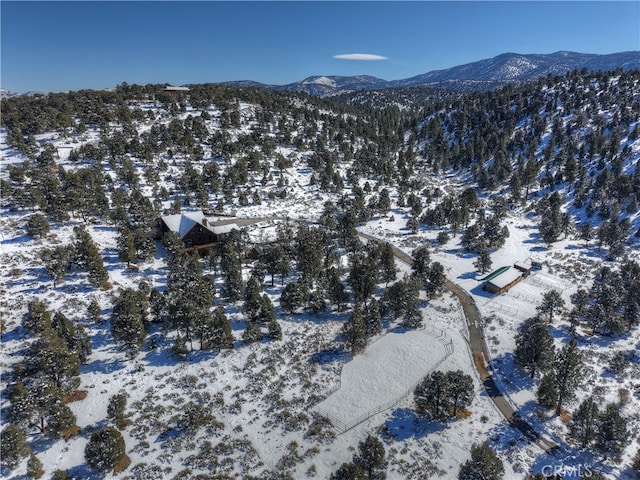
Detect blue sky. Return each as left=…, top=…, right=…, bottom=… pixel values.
left=2, top=1, right=639, bottom=93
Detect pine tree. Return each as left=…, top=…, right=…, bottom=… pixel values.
left=342, top=308, right=368, bottom=354
left=24, top=298, right=52, bottom=333
left=117, top=225, right=136, bottom=268
left=41, top=245, right=72, bottom=287
left=87, top=297, right=101, bottom=322
left=243, top=276, right=263, bottom=320
left=280, top=280, right=309, bottom=313
left=25, top=213, right=50, bottom=238
left=220, top=243, right=244, bottom=301
left=553, top=338, right=583, bottom=414
left=537, top=372, right=557, bottom=409
left=172, top=334, right=189, bottom=359
left=354, top=435, right=387, bottom=480
left=28, top=329, right=80, bottom=392
left=47, top=403, right=77, bottom=438
left=242, top=321, right=263, bottom=343
left=597, top=403, right=628, bottom=457
left=446, top=370, right=474, bottom=417
left=85, top=427, right=126, bottom=473
left=107, top=392, right=128, bottom=426
left=378, top=242, right=397, bottom=284
left=111, top=287, right=147, bottom=353
left=536, top=290, right=565, bottom=323
left=330, top=462, right=366, bottom=480
left=211, top=305, right=233, bottom=349
left=458, top=443, right=504, bottom=480
left=27, top=453, right=44, bottom=479
left=0, top=424, right=31, bottom=469
left=514, top=316, right=555, bottom=378
left=569, top=396, right=599, bottom=447
left=414, top=371, right=449, bottom=419
left=473, top=244, right=492, bottom=274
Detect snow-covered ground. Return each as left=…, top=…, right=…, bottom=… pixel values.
left=1, top=96, right=639, bottom=479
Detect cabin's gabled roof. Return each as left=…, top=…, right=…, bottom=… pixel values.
left=160, top=211, right=238, bottom=239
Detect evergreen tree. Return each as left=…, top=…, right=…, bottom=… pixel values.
left=111, top=287, right=147, bottom=353
left=458, top=443, right=504, bottom=480
left=280, top=280, right=309, bottom=313
left=73, top=226, right=108, bottom=287
left=211, top=305, right=233, bottom=349
left=24, top=298, right=52, bottom=333
left=87, top=297, right=101, bottom=322
left=242, top=321, right=263, bottom=343
left=243, top=276, right=263, bottom=320
left=446, top=370, right=474, bottom=417
left=46, top=403, right=77, bottom=438
left=569, top=396, right=599, bottom=448
left=220, top=243, right=244, bottom=301
left=550, top=338, right=583, bottom=414
left=84, top=427, right=127, bottom=473
left=330, top=462, right=366, bottom=480
left=473, top=244, right=492, bottom=274
left=414, top=370, right=449, bottom=419
left=25, top=213, right=50, bottom=238
left=0, top=424, right=31, bottom=469
left=354, top=435, right=387, bottom=480
left=117, top=225, right=136, bottom=267
left=28, top=329, right=80, bottom=392
left=27, top=453, right=44, bottom=479
left=378, top=242, right=397, bottom=285
left=537, top=372, right=557, bottom=409
left=40, top=245, right=72, bottom=287
left=107, top=392, right=128, bottom=426
left=514, top=316, right=555, bottom=378
left=597, top=403, right=628, bottom=457
left=536, top=290, right=565, bottom=323
left=342, top=308, right=368, bottom=354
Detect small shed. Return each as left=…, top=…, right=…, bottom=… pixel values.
left=513, top=261, right=532, bottom=276
left=484, top=267, right=523, bottom=295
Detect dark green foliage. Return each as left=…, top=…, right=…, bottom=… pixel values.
left=473, top=244, right=492, bottom=274
left=569, top=396, right=599, bottom=447
left=73, top=225, right=108, bottom=287
left=27, top=453, right=44, bottom=479
left=107, top=392, right=129, bottom=425
left=220, top=243, right=244, bottom=302
left=382, top=277, right=422, bottom=328
left=597, top=403, right=628, bottom=457
left=165, top=252, right=215, bottom=350
left=0, top=424, right=31, bottom=469
left=537, top=338, right=583, bottom=413
left=46, top=403, right=77, bottom=438
left=354, top=435, right=387, bottom=480
left=25, top=213, right=50, bottom=238
left=536, top=290, right=565, bottom=323
left=514, top=316, right=555, bottom=378
left=111, top=287, right=148, bottom=353
left=85, top=427, right=126, bottom=473
left=414, top=370, right=474, bottom=419
left=24, top=298, right=52, bottom=333
left=458, top=443, right=504, bottom=480
left=242, top=321, right=263, bottom=344
left=27, top=329, right=80, bottom=392
left=280, top=280, right=309, bottom=313
left=342, top=308, right=368, bottom=354
left=41, top=245, right=73, bottom=287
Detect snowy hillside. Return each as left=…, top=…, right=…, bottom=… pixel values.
left=1, top=69, right=640, bottom=479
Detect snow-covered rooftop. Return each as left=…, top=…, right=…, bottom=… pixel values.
left=486, top=266, right=522, bottom=289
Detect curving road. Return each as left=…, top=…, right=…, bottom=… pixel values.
left=360, top=233, right=559, bottom=453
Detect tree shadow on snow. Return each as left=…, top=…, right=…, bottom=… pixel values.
left=383, top=407, right=448, bottom=441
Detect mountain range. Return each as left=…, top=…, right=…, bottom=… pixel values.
left=228, top=51, right=640, bottom=95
